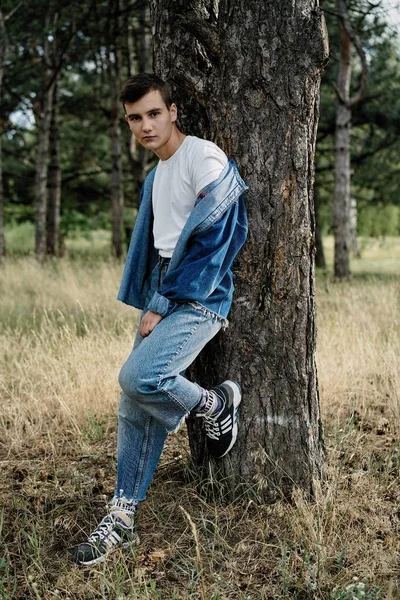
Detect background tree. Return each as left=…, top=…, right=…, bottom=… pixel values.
left=108, top=0, right=125, bottom=258
left=0, top=7, right=8, bottom=263
left=1, top=0, right=399, bottom=263
left=333, top=0, right=367, bottom=279
left=46, top=83, right=62, bottom=256
left=0, top=2, right=22, bottom=263
left=151, top=0, right=329, bottom=501
left=315, top=1, right=400, bottom=266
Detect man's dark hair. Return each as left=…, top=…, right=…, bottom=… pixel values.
left=119, top=73, right=173, bottom=110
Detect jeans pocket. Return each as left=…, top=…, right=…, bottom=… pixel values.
left=188, top=302, right=229, bottom=330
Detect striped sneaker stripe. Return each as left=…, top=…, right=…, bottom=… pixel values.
left=110, top=531, right=121, bottom=544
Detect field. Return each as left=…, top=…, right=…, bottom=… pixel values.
left=0, top=236, right=399, bottom=599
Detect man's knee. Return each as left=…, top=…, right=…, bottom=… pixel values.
left=118, top=355, right=159, bottom=398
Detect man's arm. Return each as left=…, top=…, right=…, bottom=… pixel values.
left=146, top=196, right=247, bottom=318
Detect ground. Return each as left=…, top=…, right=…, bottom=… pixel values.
left=0, top=237, right=399, bottom=599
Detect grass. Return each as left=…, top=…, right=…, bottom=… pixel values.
left=0, top=237, right=399, bottom=599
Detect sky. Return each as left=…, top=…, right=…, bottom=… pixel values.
left=381, top=0, right=400, bottom=35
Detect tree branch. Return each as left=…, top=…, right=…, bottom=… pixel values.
left=4, top=2, right=23, bottom=23
left=175, top=13, right=220, bottom=63
left=337, top=0, right=368, bottom=107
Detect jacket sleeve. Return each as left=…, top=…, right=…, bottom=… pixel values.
left=146, top=196, right=248, bottom=317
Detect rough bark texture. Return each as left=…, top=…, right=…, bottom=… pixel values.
left=46, top=85, right=61, bottom=257
left=314, top=181, right=326, bottom=269
left=151, top=0, right=328, bottom=501
left=334, top=17, right=351, bottom=279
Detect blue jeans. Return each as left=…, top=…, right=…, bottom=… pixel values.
left=115, top=258, right=224, bottom=502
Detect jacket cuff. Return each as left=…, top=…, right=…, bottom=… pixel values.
left=147, top=291, right=177, bottom=317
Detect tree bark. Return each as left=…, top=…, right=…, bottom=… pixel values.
left=334, top=17, right=352, bottom=279
left=151, top=0, right=328, bottom=502
left=350, top=196, right=360, bottom=257
left=333, top=0, right=367, bottom=279
left=46, top=84, right=61, bottom=257
left=314, top=180, right=326, bottom=269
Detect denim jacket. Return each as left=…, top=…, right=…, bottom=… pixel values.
left=117, top=158, right=248, bottom=323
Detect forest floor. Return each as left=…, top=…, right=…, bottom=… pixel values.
left=0, top=236, right=399, bottom=600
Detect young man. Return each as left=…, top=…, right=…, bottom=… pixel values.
left=71, top=73, right=248, bottom=566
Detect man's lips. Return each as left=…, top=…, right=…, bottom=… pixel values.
left=143, top=136, right=156, bottom=141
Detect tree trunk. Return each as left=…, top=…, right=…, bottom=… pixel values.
left=125, top=0, right=151, bottom=221
left=34, top=5, right=57, bottom=263
left=334, top=18, right=352, bottom=279
left=314, top=180, right=326, bottom=269
left=47, top=84, right=61, bottom=257
left=0, top=126, right=4, bottom=264
left=334, top=0, right=367, bottom=278
left=109, top=0, right=125, bottom=259
left=0, top=8, right=7, bottom=262
left=151, top=0, right=328, bottom=502
left=110, top=102, right=125, bottom=259
left=35, top=84, right=55, bottom=261
left=350, top=196, right=360, bottom=257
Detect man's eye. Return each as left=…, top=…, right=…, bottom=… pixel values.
left=150, top=112, right=159, bottom=117
left=130, top=116, right=139, bottom=122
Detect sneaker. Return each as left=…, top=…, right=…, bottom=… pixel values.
left=70, top=498, right=139, bottom=566
left=203, top=380, right=242, bottom=458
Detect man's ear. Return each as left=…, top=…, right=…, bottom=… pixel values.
left=124, top=114, right=130, bottom=124
left=170, top=103, right=178, bottom=122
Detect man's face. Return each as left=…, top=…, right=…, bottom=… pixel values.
left=124, top=90, right=177, bottom=154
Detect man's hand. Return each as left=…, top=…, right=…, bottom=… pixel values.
left=140, top=310, right=163, bottom=338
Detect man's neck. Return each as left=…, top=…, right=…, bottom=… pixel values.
left=155, top=128, right=186, bottom=161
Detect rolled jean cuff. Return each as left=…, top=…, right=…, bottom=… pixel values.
left=147, top=291, right=177, bottom=317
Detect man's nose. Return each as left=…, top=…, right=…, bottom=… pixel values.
left=142, top=119, right=152, bottom=132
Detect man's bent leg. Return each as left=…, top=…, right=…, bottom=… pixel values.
left=115, top=303, right=223, bottom=501
left=71, top=303, right=225, bottom=566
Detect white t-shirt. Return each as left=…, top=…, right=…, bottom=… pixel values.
left=152, top=135, right=228, bottom=258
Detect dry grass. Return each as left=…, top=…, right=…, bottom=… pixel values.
left=0, top=238, right=399, bottom=599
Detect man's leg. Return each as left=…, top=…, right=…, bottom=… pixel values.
left=71, top=302, right=224, bottom=565
left=115, top=302, right=224, bottom=499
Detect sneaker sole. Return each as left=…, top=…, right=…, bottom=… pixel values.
left=219, top=380, right=241, bottom=457
left=73, top=535, right=140, bottom=566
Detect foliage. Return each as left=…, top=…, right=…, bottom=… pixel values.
left=1, top=0, right=147, bottom=231
left=1, top=0, right=400, bottom=243
left=317, top=0, right=400, bottom=233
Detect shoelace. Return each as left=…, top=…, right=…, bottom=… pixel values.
left=88, top=507, right=136, bottom=546
left=110, top=498, right=138, bottom=513
left=88, top=515, right=118, bottom=545
left=204, top=415, right=222, bottom=440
